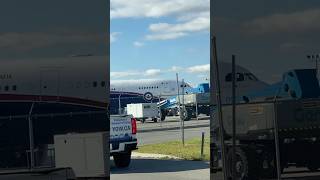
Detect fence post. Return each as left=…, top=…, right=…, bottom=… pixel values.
left=201, top=131, right=205, bottom=160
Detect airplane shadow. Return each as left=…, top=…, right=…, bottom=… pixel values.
left=110, top=158, right=209, bottom=174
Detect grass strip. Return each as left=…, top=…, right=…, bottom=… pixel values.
left=136, top=137, right=210, bottom=161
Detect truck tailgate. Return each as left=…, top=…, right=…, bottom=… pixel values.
left=110, top=115, right=134, bottom=143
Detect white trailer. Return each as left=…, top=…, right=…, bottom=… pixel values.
left=126, top=103, right=159, bottom=123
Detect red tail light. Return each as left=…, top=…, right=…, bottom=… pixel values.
left=131, top=118, right=137, bottom=134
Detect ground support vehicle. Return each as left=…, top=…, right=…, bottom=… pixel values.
left=212, top=98, right=320, bottom=179
left=126, top=103, right=160, bottom=123
left=177, top=92, right=210, bottom=121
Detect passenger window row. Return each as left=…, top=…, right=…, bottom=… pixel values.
left=92, top=81, right=106, bottom=88
left=138, top=86, right=159, bottom=90
left=68, top=81, right=106, bottom=88
left=225, top=73, right=258, bottom=82
left=0, top=85, right=17, bottom=92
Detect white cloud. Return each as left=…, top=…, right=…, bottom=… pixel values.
left=111, top=68, right=162, bottom=79
left=146, top=12, right=209, bottom=40
left=110, top=32, right=121, bottom=43
left=187, top=64, right=210, bottom=73
left=149, top=16, right=209, bottom=33
left=110, top=71, right=140, bottom=79
left=145, top=69, right=161, bottom=76
left=243, top=8, right=320, bottom=35
left=146, top=32, right=187, bottom=40
left=133, top=41, right=144, bottom=47
left=111, top=0, right=209, bottom=41
left=169, top=66, right=184, bottom=72
left=111, top=0, right=209, bottom=19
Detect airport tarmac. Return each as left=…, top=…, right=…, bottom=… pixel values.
left=137, top=115, right=209, bottom=133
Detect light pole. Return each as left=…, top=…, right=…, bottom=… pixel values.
left=28, top=102, right=35, bottom=170
left=118, top=94, right=122, bottom=114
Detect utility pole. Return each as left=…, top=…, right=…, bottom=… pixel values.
left=118, top=94, right=122, bottom=114
left=159, top=93, right=162, bottom=127
left=232, top=55, right=237, bottom=180
left=181, top=79, right=185, bottom=146
left=28, top=102, right=35, bottom=170
left=211, top=35, right=227, bottom=180
left=176, top=73, right=184, bottom=146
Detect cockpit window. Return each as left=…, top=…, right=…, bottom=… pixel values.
left=245, top=73, right=258, bottom=81
left=237, top=73, right=244, bottom=81
left=225, top=73, right=246, bottom=82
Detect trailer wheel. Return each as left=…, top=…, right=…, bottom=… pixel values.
left=226, top=147, right=258, bottom=180
left=152, top=118, right=158, bottom=123
left=141, top=118, right=146, bottom=123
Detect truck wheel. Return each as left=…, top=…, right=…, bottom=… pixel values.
left=113, top=151, right=132, bottom=168
left=181, top=107, right=192, bottom=121
left=260, top=151, right=277, bottom=178
left=226, top=147, right=258, bottom=180
left=160, top=109, right=166, bottom=121
left=152, top=118, right=158, bottom=123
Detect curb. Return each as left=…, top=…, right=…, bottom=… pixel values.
left=132, top=152, right=182, bottom=160
left=138, top=123, right=209, bottom=133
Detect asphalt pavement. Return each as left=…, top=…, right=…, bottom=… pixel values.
left=111, top=158, right=210, bottom=180
left=137, top=126, right=209, bottom=145
left=136, top=115, right=209, bottom=133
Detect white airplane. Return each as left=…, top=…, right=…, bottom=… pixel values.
left=110, top=61, right=268, bottom=114
left=0, top=55, right=108, bottom=151
left=111, top=79, right=192, bottom=99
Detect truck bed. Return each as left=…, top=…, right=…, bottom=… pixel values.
left=177, top=92, right=210, bottom=105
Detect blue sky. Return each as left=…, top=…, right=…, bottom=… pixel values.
left=110, top=0, right=210, bottom=86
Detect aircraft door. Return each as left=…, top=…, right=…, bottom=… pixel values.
left=40, top=69, right=60, bottom=97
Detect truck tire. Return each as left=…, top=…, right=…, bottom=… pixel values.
left=226, top=147, right=258, bottom=180
left=181, top=107, right=192, bottom=121
left=152, top=118, right=158, bottom=123
left=113, top=151, right=132, bottom=168
left=160, top=109, right=166, bottom=121
left=260, top=150, right=277, bottom=178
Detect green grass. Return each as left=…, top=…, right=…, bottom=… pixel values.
left=137, top=137, right=210, bottom=161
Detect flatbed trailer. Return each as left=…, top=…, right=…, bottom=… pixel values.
left=212, top=98, right=320, bottom=179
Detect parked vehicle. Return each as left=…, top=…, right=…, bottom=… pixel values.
left=126, top=103, right=160, bottom=123
left=110, top=115, right=137, bottom=168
